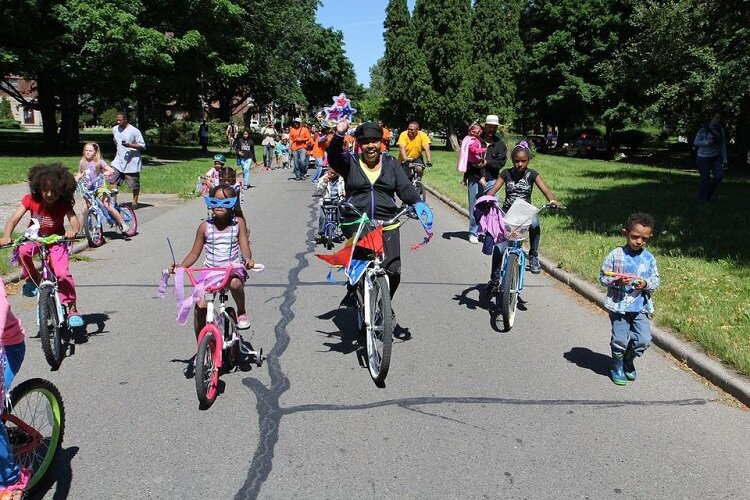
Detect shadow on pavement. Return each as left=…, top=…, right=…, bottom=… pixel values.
left=316, top=308, right=362, bottom=355
left=441, top=231, right=473, bottom=242
left=563, top=347, right=612, bottom=377
left=28, top=445, right=79, bottom=500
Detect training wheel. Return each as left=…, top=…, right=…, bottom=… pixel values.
left=256, top=348, right=264, bottom=367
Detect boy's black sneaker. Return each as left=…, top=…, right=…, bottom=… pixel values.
left=529, top=256, right=541, bottom=274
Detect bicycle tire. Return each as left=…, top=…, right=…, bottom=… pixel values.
left=6, top=377, right=65, bottom=493
left=415, top=180, right=427, bottom=202
left=325, top=224, right=334, bottom=250
left=83, top=207, right=104, bottom=247
left=501, top=253, right=520, bottom=331
left=38, top=285, right=64, bottom=369
left=195, top=327, right=220, bottom=409
left=119, top=205, right=138, bottom=237
left=366, top=275, right=393, bottom=384
left=223, top=307, right=239, bottom=371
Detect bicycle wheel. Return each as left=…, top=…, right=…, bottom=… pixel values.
left=6, top=378, right=65, bottom=493
left=500, top=253, right=520, bottom=331
left=119, top=205, right=138, bottom=237
left=325, top=224, right=334, bottom=250
left=38, top=285, right=64, bottom=369
left=195, top=327, right=220, bottom=409
left=365, top=275, right=393, bottom=384
left=83, top=207, right=104, bottom=247
left=415, top=180, right=427, bottom=202
left=223, top=307, right=239, bottom=371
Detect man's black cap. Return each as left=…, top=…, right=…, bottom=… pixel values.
left=354, top=122, right=383, bottom=141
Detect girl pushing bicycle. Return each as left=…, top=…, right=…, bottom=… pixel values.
left=171, top=184, right=255, bottom=334
left=0, top=164, right=84, bottom=328
left=486, top=141, right=559, bottom=287
left=0, top=279, right=28, bottom=499
left=75, top=142, right=129, bottom=232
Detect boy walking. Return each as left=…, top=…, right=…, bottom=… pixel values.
left=599, top=213, right=661, bottom=385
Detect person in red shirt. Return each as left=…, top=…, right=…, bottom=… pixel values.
left=289, top=118, right=312, bottom=181
left=378, top=120, right=391, bottom=153
left=310, top=126, right=332, bottom=183
left=0, top=164, right=84, bottom=327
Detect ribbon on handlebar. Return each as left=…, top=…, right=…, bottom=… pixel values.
left=409, top=202, right=434, bottom=251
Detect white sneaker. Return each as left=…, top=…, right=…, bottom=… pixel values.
left=468, top=234, right=479, bottom=244
left=121, top=221, right=131, bottom=233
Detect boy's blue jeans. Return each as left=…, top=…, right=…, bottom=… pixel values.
left=0, top=342, right=26, bottom=486
left=609, top=312, right=651, bottom=356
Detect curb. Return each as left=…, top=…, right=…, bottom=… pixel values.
left=423, top=183, right=750, bottom=407
left=2, top=241, right=90, bottom=284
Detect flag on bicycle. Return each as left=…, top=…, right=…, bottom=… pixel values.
left=316, top=225, right=383, bottom=285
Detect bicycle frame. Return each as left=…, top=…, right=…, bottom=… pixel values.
left=78, top=182, right=126, bottom=228
left=500, top=241, right=526, bottom=296
left=1, top=413, right=43, bottom=456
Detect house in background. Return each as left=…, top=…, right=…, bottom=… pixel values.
left=0, top=76, right=42, bottom=130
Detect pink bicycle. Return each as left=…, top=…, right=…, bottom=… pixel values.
left=181, top=265, right=265, bottom=409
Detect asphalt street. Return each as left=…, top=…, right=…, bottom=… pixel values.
left=6, top=168, right=749, bottom=499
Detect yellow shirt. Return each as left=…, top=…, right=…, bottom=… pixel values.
left=397, top=130, right=431, bottom=162
left=359, top=159, right=381, bottom=184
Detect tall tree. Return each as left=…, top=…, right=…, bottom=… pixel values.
left=469, top=0, right=523, bottom=126
left=382, top=0, right=433, bottom=128
left=413, top=0, right=473, bottom=149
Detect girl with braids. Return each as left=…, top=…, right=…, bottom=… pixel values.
left=0, top=163, right=84, bottom=327
left=486, top=141, right=559, bottom=282
left=171, top=184, right=255, bottom=334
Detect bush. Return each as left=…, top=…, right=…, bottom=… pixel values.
left=0, top=98, right=14, bottom=120
left=150, top=120, right=260, bottom=146
left=99, top=108, right=120, bottom=128
left=0, top=118, right=21, bottom=130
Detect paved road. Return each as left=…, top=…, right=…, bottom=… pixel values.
left=6, top=169, right=749, bottom=499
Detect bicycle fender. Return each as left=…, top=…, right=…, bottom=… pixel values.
left=197, top=324, right=223, bottom=368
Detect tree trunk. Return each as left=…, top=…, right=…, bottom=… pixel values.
left=58, top=89, right=80, bottom=149
left=447, top=122, right=459, bottom=151
left=36, top=72, right=58, bottom=151
left=734, top=93, right=750, bottom=170
left=137, top=93, right=146, bottom=131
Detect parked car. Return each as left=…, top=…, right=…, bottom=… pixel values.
left=568, top=132, right=618, bottom=160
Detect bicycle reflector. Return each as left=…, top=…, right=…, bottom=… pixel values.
left=204, top=196, right=237, bottom=209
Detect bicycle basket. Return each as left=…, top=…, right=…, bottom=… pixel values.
left=503, top=199, right=540, bottom=241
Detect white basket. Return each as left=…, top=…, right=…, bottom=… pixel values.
left=503, top=199, right=541, bottom=241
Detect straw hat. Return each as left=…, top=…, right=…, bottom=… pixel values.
left=483, top=114, right=500, bottom=126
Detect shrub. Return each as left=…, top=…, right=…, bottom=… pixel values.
left=0, top=98, right=14, bottom=120
left=150, top=120, right=261, bottom=146
left=0, top=118, right=21, bottom=130
left=99, top=108, right=120, bottom=128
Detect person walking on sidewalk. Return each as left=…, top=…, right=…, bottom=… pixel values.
left=259, top=120, right=276, bottom=170
left=599, top=213, right=661, bottom=386
left=290, top=118, right=311, bottom=181
left=110, top=111, right=146, bottom=208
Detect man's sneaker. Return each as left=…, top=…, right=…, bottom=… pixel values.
left=22, top=280, right=37, bottom=298
left=485, top=279, right=499, bottom=295
left=338, top=290, right=357, bottom=309
left=237, top=314, right=251, bottom=330
left=468, top=234, right=479, bottom=244
left=623, top=349, right=637, bottom=381
left=529, top=256, right=541, bottom=274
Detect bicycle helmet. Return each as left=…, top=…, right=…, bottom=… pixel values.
left=213, top=154, right=226, bottom=165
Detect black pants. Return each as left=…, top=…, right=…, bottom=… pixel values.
left=345, top=227, right=401, bottom=299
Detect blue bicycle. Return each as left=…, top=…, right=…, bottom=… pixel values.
left=491, top=200, right=564, bottom=331
left=321, top=197, right=342, bottom=250
left=78, top=181, right=137, bottom=247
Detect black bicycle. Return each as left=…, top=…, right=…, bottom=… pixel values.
left=403, top=160, right=430, bottom=202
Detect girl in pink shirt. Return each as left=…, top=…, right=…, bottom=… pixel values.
left=0, top=279, right=29, bottom=497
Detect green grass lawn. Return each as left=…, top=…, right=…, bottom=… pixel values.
left=426, top=148, right=750, bottom=376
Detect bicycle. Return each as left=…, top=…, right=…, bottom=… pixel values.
left=403, top=160, right=431, bottom=203
left=77, top=181, right=137, bottom=247
left=338, top=202, right=415, bottom=385
left=3, top=227, right=83, bottom=369
left=2, top=377, right=65, bottom=495
left=179, top=265, right=265, bottom=409
left=321, top=197, right=342, bottom=250
left=486, top=199, right=564, bottom=331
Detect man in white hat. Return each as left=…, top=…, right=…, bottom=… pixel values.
left=466, top=114, right=508, bottom=244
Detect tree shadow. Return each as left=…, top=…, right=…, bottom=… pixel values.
left=563, top=347, right=611, bottom=377
left=559, top=167, right=750, bottom=264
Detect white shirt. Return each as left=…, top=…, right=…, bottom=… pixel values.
left=112, top=124, right=146, bottom=173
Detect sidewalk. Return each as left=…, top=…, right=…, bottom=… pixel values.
left=424, top=182, right=750, bottom=408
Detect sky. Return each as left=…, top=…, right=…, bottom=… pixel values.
left=316, top=0, right=416, bottom=88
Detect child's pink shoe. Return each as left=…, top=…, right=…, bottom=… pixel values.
left=0, top=466, right=31, bottom=499
left=236, top=314, right=251, bottom=330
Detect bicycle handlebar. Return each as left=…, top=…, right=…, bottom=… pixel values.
left=338, top=202, right=413, bottom=227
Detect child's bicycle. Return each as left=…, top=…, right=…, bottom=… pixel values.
left=2, top=378, right=65, bottom=495
left=488, top=199, right=565, bottom=331
left=77, top=181, right=137, bottom=247
left=179, top=265, right=265, bottom=409
left=338, top=202, right=416, bottom=385
left=3, top=229, right=83, bottom=369
left=321, top=197, right=342, bottom=250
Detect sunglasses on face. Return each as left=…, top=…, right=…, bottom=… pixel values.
left=204, top=196, right=238, bottom=209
